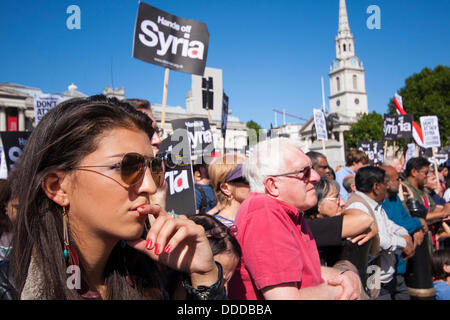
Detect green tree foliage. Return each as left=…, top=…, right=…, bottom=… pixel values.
left=246, top=120, right=264, bottom=145
left=387, top=65, right=450, bottom=146
left=344, top=111, right=384, bottom=149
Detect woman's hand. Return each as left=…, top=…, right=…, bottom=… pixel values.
left=127, top=204, right=219, bottom=288
left=347, top=222, right=378, bottom=246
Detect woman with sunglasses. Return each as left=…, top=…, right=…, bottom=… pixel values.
left=208, top=154, right=250, bottom=228
left=2, top=95, right=225, bottom=300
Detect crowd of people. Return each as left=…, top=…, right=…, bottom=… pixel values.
left=0, top=94, right=449, bottom=300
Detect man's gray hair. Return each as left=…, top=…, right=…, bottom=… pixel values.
left=242, top=138, right=304, bottom=193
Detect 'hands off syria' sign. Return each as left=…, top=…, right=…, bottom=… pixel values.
left=133, top=2, right=209, bottom=75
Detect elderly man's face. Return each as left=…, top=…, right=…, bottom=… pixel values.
left=274, top=146, right=321, bottom=211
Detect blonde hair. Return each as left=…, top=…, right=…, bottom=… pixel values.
left=208, top=153, right=247, bottom=206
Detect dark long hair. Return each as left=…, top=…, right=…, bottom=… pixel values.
left=0, top=179, right=13, bottom=236
left=189, top=214, right=241, bottom=258
left=9, top=95, right=163, bottom=299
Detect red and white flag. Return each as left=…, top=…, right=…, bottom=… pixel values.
left=393, top=93, right=425, bottom=148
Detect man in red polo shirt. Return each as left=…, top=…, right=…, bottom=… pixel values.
left=228, top=138, right=362, bottom=300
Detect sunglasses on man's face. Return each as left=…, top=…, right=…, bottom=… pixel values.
left=271, top=166, right=312, bottom=182
left=72, top=152, right=165, bottom=188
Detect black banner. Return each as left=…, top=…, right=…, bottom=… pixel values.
left=0, top=131, right=32, bottom=174
left=159, top=130, right=196, bottom=216
left=221, top=92, right=229, bottom=138
left=357, top=141, right=384, bottom=165
left=382, top=114, right=413, bottom=141
left=171, top=117, right=214, bottom=158
left=133, top=2, right=209, bottom=76
left=419, top=147, right=449, bottom=166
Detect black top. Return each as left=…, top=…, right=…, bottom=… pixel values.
left=306, top=215, right=344, bottom=267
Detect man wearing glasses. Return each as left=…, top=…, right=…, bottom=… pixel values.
left=402, top=157, right=450, bottom=223
left=228, top=138, right=362, bottom=300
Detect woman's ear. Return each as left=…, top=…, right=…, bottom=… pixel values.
left=41, top=171, right=70, bottom=207
left=443, top=264, right=450, bottom=274
left=264, top=177, right=280, bottom=197
left=317, top=201, right=324, bottom=214
left=220, top=182, right=232, bottom=198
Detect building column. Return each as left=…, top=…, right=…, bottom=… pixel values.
left=18, top=108, right=25, bottom=131
left=0, top=108, right=6, bottom=131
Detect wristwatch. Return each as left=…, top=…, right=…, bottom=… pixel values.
left=182, top=261, right=227, bottom=300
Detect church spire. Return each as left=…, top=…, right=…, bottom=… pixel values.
left=338, top=0, right=352, bottom=37
left=335, top=0, right=355, bottom=59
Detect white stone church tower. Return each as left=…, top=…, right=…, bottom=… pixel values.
left=329, top=0, right=368, bottom=119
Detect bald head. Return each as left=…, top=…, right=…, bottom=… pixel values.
left=381, top=165, right=400, bottom=195
left=383, top=157, right=403, bottom=173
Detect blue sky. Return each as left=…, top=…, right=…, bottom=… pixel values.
left=1, top=0, right=449, bottom=130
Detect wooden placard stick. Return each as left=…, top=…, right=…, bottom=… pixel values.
left=160, top=68, right=170, bottom=135
left=384, top=141, right=388, bottom=162
left=432, top=147, right=440, bottom=191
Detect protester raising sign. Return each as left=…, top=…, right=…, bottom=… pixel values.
left=0, top=131, right=32, bottom=175
left=171, top=117, right=214, bottom=159
left=420, top=116, right=441, bottom=148
left=132, top=2, right=209, bottom=76
left=313, top=109, right=328, bottom=141
left=382, top=114, right=413, bottom=141
left=159, top=129, right=196, bottom=216
left=33, top=94, right=63, bottom=125
left=357, top=141, right=384, bottom=165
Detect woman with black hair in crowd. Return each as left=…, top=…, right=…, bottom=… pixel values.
left=0, top=95, right=226, bottom=300
left=168, top=214, right=242, bottom=298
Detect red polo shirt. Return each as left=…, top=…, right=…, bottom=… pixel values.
left=228, top=192, right=323, bottom=300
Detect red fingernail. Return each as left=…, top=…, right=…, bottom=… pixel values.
left=155, top=243, right=160, bottom=254
left=139, top=206, right=146, bottom=210
left=164, top=244, right=171, bottom=254
left=146, top=239, right=152, bottom=249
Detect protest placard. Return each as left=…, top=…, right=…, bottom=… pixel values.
left=171, top=117, right=214, bottom=160
left=382, top=114, right=413, bottom=141
left=221, top=92, right=229, bottom=139
left=33, top=94, right=63, bottom=125
left=419, top=147, right=449, bottom=167
left=0, top=145, right=7, bottom=179
left=357, top=141, right=384, bottom=165
left=313, top=109, right=328, bottom=141
left=133, top=2, right=209, bottom=76
left=159, top=129, right=196, bottom=216
left=404, top=143, right=417, bottom=169
left=0, top=131, right=32, bottom=174
left=420, top=116, right=441, bottom=148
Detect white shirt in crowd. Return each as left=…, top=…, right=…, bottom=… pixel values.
left=346, top=191, right=408, bottom=284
